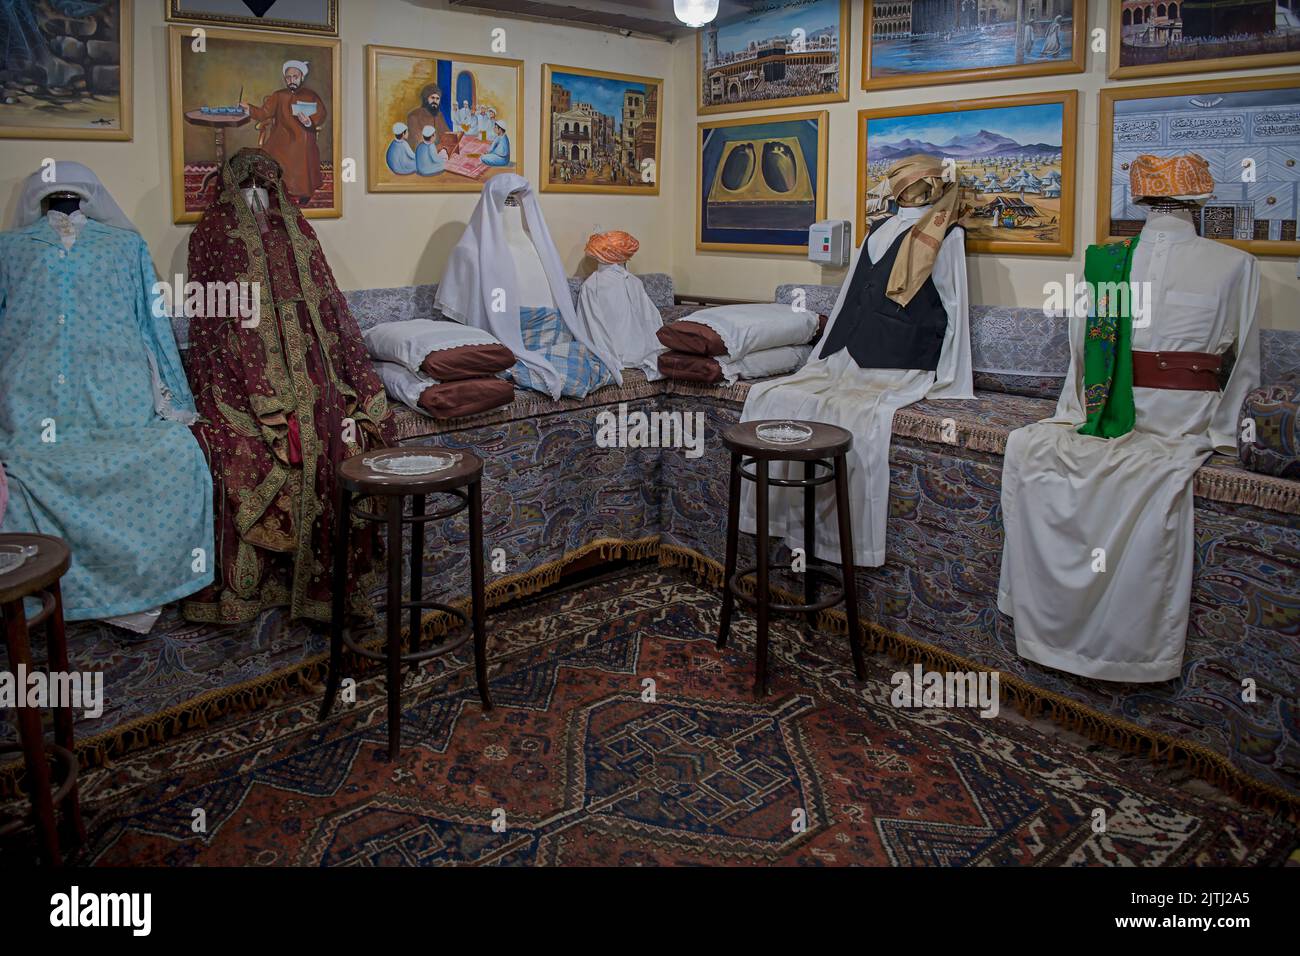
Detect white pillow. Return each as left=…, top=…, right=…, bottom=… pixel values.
left=363, top=319, right=506, bottom=374
left=373, top=360, right=437, bottom=418
left=686, top=302, right=818, bottom=362
left=718, top=344, right=812, bottom=384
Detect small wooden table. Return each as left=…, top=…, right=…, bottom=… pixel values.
left=319, top=449, right=493, bottom=760
left=716, top=421, right=867, bottom=696
left=0, top=533, right=84, bottom=865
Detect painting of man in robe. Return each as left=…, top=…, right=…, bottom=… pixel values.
left=168, top=25, right=341, bottom=222
left=0, top=0, right=131, bottom=140
left=367, top=45, right=523, bottom=193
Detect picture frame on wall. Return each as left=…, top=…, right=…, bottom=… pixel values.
left=863, top=0, right=1085, bottom=91
left=1108, top=1, right=1300, bottom=80
left=697, top=0, right=848, bottom=115
left=367, top=45, right=524, bottom=194
left=168, top=25, right=342, bottom=222
left=857, top=90, right=1078, bottom=257
left=540, top=64, right=663, bottom=195
left=0, top=0, right=132, bottom=141
left=697, top=110, right=829, bottom=255
left=1098, top=75, right=1300, bottom=257
left=166, top=0, right=339, bottom=37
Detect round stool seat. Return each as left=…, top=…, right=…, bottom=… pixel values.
left=338, top=447, right=483, bottom=497
left=722, top=420, right=852, bottom=461
left=0, top=534, right=70, bottom=606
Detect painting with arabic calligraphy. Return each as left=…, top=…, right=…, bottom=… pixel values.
left=1098, top=76, right=1300, bottom=256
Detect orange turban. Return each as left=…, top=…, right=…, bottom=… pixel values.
left=585, top=230, right=640, bottom=264
left=1129, top=153, right=1214, bottom=201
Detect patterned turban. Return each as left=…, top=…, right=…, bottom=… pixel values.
left=1129, top=153, right=1214, bottom=201
left=585, top=230, right=640, bottom=264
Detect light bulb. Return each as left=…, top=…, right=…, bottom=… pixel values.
left=674, top=0, right=720, bottom=29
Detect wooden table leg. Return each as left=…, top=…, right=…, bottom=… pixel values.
left=409, top=493, right=425, bottom=656
left=469, top=479, right=492, bottom=710
left=833, top=454, right=867, bottom=681
left=386, top=497, right=404, bottom=760
left=717, top=451, right=742, bottom=650
left=44, top=583, right=84, bottom=848
left=754, top=458, right=770, bottom=698
left=319, top=486, right=351, bottom=722
left=803, top=460, right=818, bottom=633
left=2, top=598, right=61, bottom=866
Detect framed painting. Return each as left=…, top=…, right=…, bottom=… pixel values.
left=697, top=0, right=848, bottom=115
left=1108, top=1, right=1300, bottom=79
left=0, top=0, right=132, bottom=140
left=857, top=91, right=1078, bottom=256
left=863, top=0, right=1085, bottom=91
left=168, top=25, right=341, bottom=222
left=367, top=45, right=524, bottom=194
left=1098, top=75, right=1300, bottom=257
left=697, top=110, right=828, bottom=255
left=166, top=0, right=338, bottom=36
left=540, top=64, right=662, bottom=195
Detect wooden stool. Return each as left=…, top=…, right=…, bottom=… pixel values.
left=716, top=421, right=867, bottom=696
left=0, top=533, right=85, bottom=865
left=319, top=448, right=492, bottom=760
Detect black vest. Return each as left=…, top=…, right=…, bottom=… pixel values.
left=818, top=223, right=954, bottom=371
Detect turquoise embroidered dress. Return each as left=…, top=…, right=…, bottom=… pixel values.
left=0, top=217, right=214, bottom=619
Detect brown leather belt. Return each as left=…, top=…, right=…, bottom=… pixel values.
left=1131, top=350, right=1222, bottom=391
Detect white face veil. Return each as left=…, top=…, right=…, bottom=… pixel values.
left=435, top=174, right=622, bottom=398
left=11, top=161, right=137, bottom=233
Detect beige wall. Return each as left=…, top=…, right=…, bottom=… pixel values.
left=666, top=1, right=1300, bottom=330
left=0, top=0, right=677, bottom=291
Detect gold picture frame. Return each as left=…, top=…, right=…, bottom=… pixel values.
left=540, top=64, right=663, bottom=196
left=168, top=25, right=342, bottom=223
left=366, top=45, right=525, bottom=194
left=697, top=0, right=849, bottom=116
left=166, top=0, right=339, bottom=37
left=1097, top=75, right=1300, bottom=257
left=1108, top=2, right=1300, bottom=79
left=857, top=90, right=1078, bottom=257
left=696, top=110, right=829, bottom=255
left=862, top=0, right=1086, bottom=91
left=0, top=0, right=133, bottom=141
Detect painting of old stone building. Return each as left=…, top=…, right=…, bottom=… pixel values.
left=0, top=0, right=131, bottom=139
left=1110, top=0, right=1300, bottom=79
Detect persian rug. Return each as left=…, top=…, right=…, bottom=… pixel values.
left=39, top=568, right=1297, bottom=866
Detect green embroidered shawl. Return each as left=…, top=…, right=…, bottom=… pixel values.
left=1078, top=238, right=1139, bottom=439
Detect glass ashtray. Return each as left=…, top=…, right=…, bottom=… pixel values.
left=0, top=544, right=39, bottom=576
left=364, top=452, right=462, bottom=476
left=756, top=421, right=813, bottom=444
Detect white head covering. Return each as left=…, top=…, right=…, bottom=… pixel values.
left=11, top=161, right=137, bottom=233
left=421, top=125, right=435, bottom=139
left=392, top=122, right=407, bottom=136
left=283, top=59, right=309, bottom=77
left=435, top=174, right=622, bottom=398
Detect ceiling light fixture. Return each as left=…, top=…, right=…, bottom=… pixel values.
left=673, top=0, right=720, bottom=29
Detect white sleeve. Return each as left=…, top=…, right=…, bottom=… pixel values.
left=1209, top=255, right=1261, bottom=453
left=1046, top=303, right=1088, bottom=425
left=927, top=227, right=974, bottom=400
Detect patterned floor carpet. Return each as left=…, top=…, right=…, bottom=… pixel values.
left=10, top=567, right=1297, bottom=866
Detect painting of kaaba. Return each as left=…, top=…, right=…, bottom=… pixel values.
left=1110, top=1, right=1300, bottom=78
left=697, top=111, right=828, bottom=254
left=1098, top=75, right=1300, bottom=256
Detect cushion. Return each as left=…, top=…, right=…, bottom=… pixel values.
left=658, top=351, right=723, bottom=384
left=658, top=345, right=812, bottom=386
left=363, top=319, right=511, bottom=378
left=657, top=321, right=727, bottom=356
left=1239, top=384, right=1300, bottom=479
left=374, top=360, right=516, bottom=420
left=421, top=343, right=516, bottom=381
left=675, top=302, right=818, bottom=361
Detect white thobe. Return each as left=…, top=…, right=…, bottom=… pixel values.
left=738, top=204, right=973, bottom=566
left=576, top=263, right=664, bottom=379
left=998, top=211, right=1261, bottom=682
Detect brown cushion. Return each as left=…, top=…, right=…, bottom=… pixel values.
left=421, top=343, right=517, bottom=381
left=418, top=377, right=517, bottom=418
left=656, top=321, right=727, bottom=356
left=657, top=350, right=723, bottom=384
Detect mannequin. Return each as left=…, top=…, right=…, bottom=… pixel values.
left=575, top=230, right=664, bottom=379
left=998, top=153, right=1260, bottom=682
left=738, top=154, right=974, bottom=567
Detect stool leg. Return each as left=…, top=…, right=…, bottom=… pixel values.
left=3, top=598, right=61, bottom=866
left=469, top=479, right=492, bottom=711
left=803, top=459, right=818, bottom=632
left=409, top=493, right=425, bottom=656
left=386, top=497, right=404, bottom=760
left=754, top=458, right=771, bottom=698
left=45, top=582, right=84, bottom=848
left=319, top=486, right=351, bottom=722
left=716, top=451, right=742, bottom=650
left=833, top=453, right=867, bottom=681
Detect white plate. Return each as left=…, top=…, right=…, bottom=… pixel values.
left=756, top=421, right=813, bottom=445
left=364, top=452, right=462, bottom=476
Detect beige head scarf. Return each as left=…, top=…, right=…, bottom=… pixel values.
left=883, top=155, right=968, bottom=307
